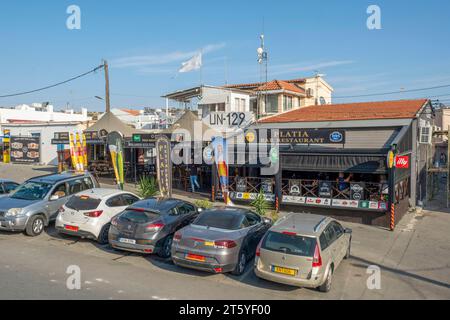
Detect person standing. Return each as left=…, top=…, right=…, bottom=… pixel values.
left=190, top=165, right=200, bottom=193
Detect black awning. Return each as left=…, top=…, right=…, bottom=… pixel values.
left=281, top=154, right=387, bottom=174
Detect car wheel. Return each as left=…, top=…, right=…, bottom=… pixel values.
left=25, top=215, right=45, bottom=237
left=318, top=266, right=333, bottom=293
left=158, top=234, right=173, bottom=259
left=232, top=251, right=247, bottom=276
left=97, top=223, right=111, bottom=245
left=344, top=240, right=351, bottom=259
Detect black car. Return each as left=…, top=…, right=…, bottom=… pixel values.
left=108, top=198, right=199, bottom=258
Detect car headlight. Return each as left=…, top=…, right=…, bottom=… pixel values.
left=5, top=208, right=23, bottom=217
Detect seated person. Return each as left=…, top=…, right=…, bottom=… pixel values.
left=336, top=172, right=352, bottom=192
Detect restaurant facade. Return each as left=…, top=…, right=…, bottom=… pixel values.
left=215, top=99, right=433, bottom=229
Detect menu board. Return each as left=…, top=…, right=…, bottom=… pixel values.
left=10, top=136, right=40, bottom=164
left=156, top=135, right=172, bottom=198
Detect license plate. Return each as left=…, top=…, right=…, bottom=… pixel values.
left=65, top=225, right=79, bottom=232
left=272, top=266, right=297, bottom=276
left=186, top=253, right=206, bottom=262
left=119, top=238, right=136, bottom=245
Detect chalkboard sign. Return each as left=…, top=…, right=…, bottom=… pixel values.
left=10, top=136, right=40, bottom=164
left=318, top=181, right=332, bottom=198
left=235, top=177, right=247, bottom=192
left=350, top=183, right=365, bottom=201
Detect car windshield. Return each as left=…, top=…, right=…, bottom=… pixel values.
left=10, top=181, right=53, bottom=201
left=193, top=211, right=243, bottom=230
left=66, top=196, right=101, bottom=211
left=262, top=231, right=317, bottom=257
left=119, top=209, right=160, bottom=223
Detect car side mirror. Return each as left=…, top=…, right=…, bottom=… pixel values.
left=344, top=228, right=352, bottom=234
left=50, top=195, right=59, bottom=201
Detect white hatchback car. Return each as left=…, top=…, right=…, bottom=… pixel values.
left=55, top=188, right=140, bottom=244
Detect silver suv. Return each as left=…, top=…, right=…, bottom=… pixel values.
left=254, top=213, right=352, bottom=292
left=0, top=172, right=99, bottom=236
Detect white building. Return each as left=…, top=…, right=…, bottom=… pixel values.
left=111, top=108, right=171, bottom=130
left=0, top=103, right=90, bottom=132
left=163, top=85, right=252, bottom=119
left=2, top=121, right=90, bottom=165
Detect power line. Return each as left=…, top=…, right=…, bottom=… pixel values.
left=334, top=84, right=450, bottom=99
left=0, top=65, right=104, bottom=98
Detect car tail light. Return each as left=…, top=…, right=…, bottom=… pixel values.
left=214, top=267, right=223, bottom=273
left=282, top=231, right=297, bottom=236
left=58, top=206, right=65, bottom=213
left=256, top=238, right=264, bottom=257
left=83, top=210, right=103, bottom=218
left=214, top=240, right=237, bottom=249
left=146, top=222, right=164, bottom=232
left=173, top=232, right=182, bottom=242
left=312, top=243, right=322, bottom=268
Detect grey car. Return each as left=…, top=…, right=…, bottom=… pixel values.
left=0, top=179, right=20, bottom=195
left=254, top=212, right=352, bottom=292
left=109, top=198, right=199, bottom=258
left=171, top=207, right=272, bottom=275
left=0, top=172, right=99, bottom=236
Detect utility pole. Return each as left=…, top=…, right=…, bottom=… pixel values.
left=103, top=60, right=111, bottom=113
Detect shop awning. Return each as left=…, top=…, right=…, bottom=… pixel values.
left=281, top=153, right=387, bottom=173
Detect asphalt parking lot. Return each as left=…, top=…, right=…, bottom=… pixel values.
left=0, top=164, right=449, bottom=300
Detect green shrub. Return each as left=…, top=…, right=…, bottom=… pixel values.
left=137, top=176, right=159, bottom=199
left=251, top=189, right=270, bottom=216
left=194, top=199, right=213, bottom=209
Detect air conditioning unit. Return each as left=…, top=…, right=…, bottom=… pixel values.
left=419, top=126, right=432, bottom=144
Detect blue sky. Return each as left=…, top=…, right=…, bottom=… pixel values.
left=1, top=0, right=450, bottom=111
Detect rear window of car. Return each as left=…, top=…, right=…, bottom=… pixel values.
left=119, top=209, right=160, bottom=223
left=262, top=231, right=317, bottom=257
left=66, top=196, right=101, bottom=211
left=193, top=211, right=243, bottom=230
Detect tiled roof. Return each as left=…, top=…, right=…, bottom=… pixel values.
left=259, top=99, right=429, bottom=123
left=225, top=78, right=306, bottom=91
left=256, top=80, right=305, bottom=94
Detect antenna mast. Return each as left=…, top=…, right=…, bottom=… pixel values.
left=257, top=33, right=268, bottom=119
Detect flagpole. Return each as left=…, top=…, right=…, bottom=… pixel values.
left=200, top=49, right=204, bottom=86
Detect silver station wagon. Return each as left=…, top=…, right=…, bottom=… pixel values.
left=254, top=213, right=352, bottom=292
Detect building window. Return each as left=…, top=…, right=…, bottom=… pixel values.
left=265, top=95, right=278, bottom=113
left=217, top=103, right=225, bottom=112
left=235, top=98, right=240, bottom=112
left=283, top=95, right=293, bottom=111
left=241, top=99, right=246, bottom=112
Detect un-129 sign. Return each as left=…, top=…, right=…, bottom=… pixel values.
left=205, top=112, right=254, bottom=129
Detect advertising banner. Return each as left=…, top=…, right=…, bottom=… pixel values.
left=156, top=135, right=172, bottom=198
left=107, top=131, right=125, bottom=190
left=212, top=136, right=232, bottom=205
left=3, top=129, right=11, bottom=163
left=10, top=136, right=40, bottom=164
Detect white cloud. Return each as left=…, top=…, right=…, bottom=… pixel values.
left=111, top=42, right=226, bottom=69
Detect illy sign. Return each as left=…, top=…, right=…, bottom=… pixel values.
left=395, top=156, right=409, bottom=169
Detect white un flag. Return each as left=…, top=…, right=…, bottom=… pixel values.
left=178, top=52, right=202, bottom=73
